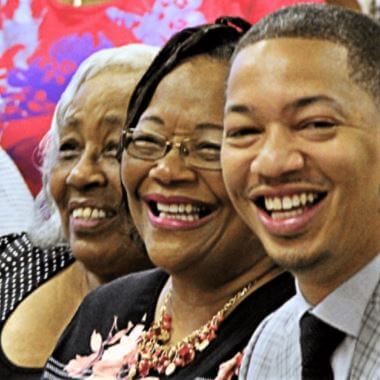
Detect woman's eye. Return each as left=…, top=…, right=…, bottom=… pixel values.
left=58, top=140, right=80, bottom=159
left=103, top=142, right=119, bottom=158
left=194, top=142, right=221, bottom=161
left=196, top=141, right=221, bottom=151
left=133, top=135, right=164, bottom=150
left=136, top=136, right=159, bottom=144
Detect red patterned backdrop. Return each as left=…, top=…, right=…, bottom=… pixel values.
left=0, top=0, right=323, bottom=195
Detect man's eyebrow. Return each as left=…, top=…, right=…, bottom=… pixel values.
left=224, top=104, right=252, bottom=116
left=284, top=95, right=345, bottom=115
left=225, top=96, right=346, bottom=117
left=139, top=115, right=165, bottom=125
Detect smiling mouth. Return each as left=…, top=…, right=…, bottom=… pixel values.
left=71, top=207, right=116, bottom=220
left=254, top=191, right=327, bottom=219
left=147, top=201, right=215, bottom=222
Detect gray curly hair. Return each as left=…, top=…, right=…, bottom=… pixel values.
left=28, top=44, right=159, bottom=248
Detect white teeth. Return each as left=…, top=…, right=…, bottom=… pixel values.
left=272, top=208, right=304, bottom=220
left=158, top=212, right=200, bottom=221
left=72, top=207, right=108, bottom=220
left=263, top=192, right=320, bottom=212
left=282, top=196, right=292, bottom=210
left=169, top=204, right=178, bottom=213
left=156, top=203, right=169, bottom=212
left=72, top=209, right=81, bottom=218
left=264, top=198, right=273, bottom=211
left=156, top=202, right=202, bottom=215
left=273, top=197, right=282, bottom=210
left=83, top=207, right=91, bottom=219
left=292, top=194, right=300, bottom=207
left=154, top=201, right=208, bottom=222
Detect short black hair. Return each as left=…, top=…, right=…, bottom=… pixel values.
left=121, top=16, right=250, bottom=144
left=234, top=4, right=380, bottom=104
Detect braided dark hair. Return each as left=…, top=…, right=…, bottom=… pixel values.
left=119, top=16, right=250, bottom=155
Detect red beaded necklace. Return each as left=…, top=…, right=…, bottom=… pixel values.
left=128, top=281, right=254, bottom=378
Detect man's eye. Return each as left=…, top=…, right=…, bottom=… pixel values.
left=224, top=127, right=262, bottom=147
left=225, top=127, right=262, bottom=138
left=300, top=120, right=337, bottom=129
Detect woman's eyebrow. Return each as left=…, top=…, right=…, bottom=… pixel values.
left=139, top=115, right=165, bottom=125
left=196, top=123, right=223, bottom=131
left=103, top=114, right=124, bottom=125
left=60, top=116, right=81, bottom=131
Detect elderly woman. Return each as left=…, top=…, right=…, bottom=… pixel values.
left=0, top=44, right=158, bottom=380
left=43, top=18, right=295, bottom=380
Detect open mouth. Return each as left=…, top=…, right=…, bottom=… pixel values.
left=147, top=200, right=215, bottom=222
left=254, top=191, right=327, bottom=220
left=71, top=207, right=116, bottom=220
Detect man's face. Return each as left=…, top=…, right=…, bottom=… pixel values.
left=222, top=38, right=380, bottom=281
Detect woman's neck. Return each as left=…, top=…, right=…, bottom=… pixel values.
left=85, top=270, right=103, bottom=290
left=156, top=255, right=283, bottom=343
left=173, top=254, right=280, bottom=304
left=74, top=261, right=104, bottom=290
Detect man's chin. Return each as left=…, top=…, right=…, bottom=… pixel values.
left=267, top=248, right=331, bottom=273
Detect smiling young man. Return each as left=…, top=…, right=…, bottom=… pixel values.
left=222, top=4, right=380, bottom=379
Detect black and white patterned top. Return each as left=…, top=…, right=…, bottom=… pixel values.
left=0, top=232, right=74, bottom=323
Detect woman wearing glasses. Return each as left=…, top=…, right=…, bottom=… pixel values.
left=43, top=18, right=295, bottom=380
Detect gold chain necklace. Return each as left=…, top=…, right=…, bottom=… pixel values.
left=128, top=281, right=254, bottom=379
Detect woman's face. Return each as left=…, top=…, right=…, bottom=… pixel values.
left=50, top=69, right=150, bottom=280
left=122, top=56, right=259, bottom=276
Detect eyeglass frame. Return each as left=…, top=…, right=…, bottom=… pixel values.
left=121, top=129, right=222, bottom=171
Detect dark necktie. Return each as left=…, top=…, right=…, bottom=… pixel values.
left=300, top=312, right=346, bottom=380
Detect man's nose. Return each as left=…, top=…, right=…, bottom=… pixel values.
left=250, top=125, right=305, bottom=179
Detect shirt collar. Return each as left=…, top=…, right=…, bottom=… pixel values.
left=292, top=281, right=312, bottom=320
left=295, top=254, right=380, bottom=338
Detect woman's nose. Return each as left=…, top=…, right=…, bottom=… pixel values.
left=66, top=152, right=107, bottom=190
left=148, top=148, right=196, bottom=185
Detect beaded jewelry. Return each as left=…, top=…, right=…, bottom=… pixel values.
left=128, top=281, right=254, bottom=378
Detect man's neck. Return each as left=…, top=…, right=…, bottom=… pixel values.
left=297, top=252, right=379, bottom=305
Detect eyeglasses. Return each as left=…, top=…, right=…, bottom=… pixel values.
left=122, top=129, right=222, bottom=170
